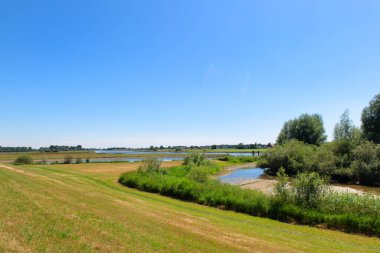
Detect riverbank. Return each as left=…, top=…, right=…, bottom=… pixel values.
left=219, top=163, right=378, bottom=196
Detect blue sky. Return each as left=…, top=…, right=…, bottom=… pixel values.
left=1, top=1, right=379, bottom=148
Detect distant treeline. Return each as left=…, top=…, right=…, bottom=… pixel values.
left=227, top=143, right=273, bottom=149
left=0, top=146, right=33, bottom=152
left=1, top=143, right=272, bottom=153
left=38, top=145, right=84, bottom=152
left=0, top=145, right=85, bottom=152
left=145, top=143, right=272, bottom=151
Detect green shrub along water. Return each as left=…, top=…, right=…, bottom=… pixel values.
left=183, top=152, right=210, bottom=166
left=119, top=156, right=380, bottom=236
left=138, top=157, right=163, bottom=173
left=258, top=140, right=380, bottom=186
left=13, top=155, right=33, bottom=165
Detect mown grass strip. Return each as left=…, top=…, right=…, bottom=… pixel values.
left=119, top=171, right=380, bottom=237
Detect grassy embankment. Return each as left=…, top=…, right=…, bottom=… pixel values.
left=1, top=161, right=380, bottom=252
left=119, top=156, right=380, bottom=237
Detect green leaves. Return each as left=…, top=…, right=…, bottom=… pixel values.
left=362, top=93, right=380, bottom=143
left=277, top=113, right=327, bottom=146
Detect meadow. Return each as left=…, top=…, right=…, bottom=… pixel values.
left=1, top=160, right=380, bottom=252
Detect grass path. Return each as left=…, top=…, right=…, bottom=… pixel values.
left=1, top=163, right=380, bottom=252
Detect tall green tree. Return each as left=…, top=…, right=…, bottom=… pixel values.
left=361, top=93, right=380, bottom=143
left=333, top=109, right=361, bottom=143
left=277, top=113, right=327, bottom=145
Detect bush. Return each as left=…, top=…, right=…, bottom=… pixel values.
left=351, top=141, right=380, bottom=186
left=274, top=167, right=290, bottom=203
left=183, top=152, right=209, bottom=167
left=187, top=166, right=209, bottom=183
left=40, top=157, right=48, bottom=165
left=75, top=158, right=82, bottom=164
left=13, top=155, right=33, bottom=165
left=292, top=172, right=329, bottom=209
left=259, top=141, right=357, bottom=183
left=63, top=155, right=73, bottom=164
left=330, top=140, right=354, bottom=167
left=138, top=158, right=163, bottom=173
left=259, top=140, right=317, bottom=175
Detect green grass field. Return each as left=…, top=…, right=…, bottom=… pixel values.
left=1, top=162, right=379, bottom=252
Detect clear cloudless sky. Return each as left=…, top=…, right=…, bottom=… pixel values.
left=0, top=0, right=379, bottom=148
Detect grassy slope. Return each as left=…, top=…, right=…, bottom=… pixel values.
left=0, top=162, right=379, bottom=253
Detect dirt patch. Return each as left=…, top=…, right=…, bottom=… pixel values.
left=329, top=185, right=368, bottom=195
left=240, top=178, right=371, bottom=196
left=240, top=179, right=277, bottom=194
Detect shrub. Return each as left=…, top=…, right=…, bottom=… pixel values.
left=292, top=172, right=329, bottom=209
left=351, top=141, right=380, bottom=186
left=63, top=155, right=73, bottom=164
left=187, top=166, right=209, bottom=183
left=259, top=141, right=354, bottom=183
left=13, top=155, right=33, bottom=165
left=75, top=158, right=82, bottom=164
left=183, top=152, right=209, bottom=167
left=274, top=167, right=290, bottom=203
left=329, top=140, right=355, bottom=168
left=259, top=140, right=317, bottom=175
left=138, top=158, right=163, bottom=173
left=40, top=157, right=48, bottom=165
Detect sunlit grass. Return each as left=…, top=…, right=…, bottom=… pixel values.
left=0, top=162, right=379, bottom=252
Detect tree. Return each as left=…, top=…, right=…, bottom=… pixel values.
left=277, top=113, right=327, bottom=145
left=236, top=143, right=244, bottom=149
left=361, top=94, right=380, bottom=143
left=333, top=109, right=361, bottom=143
left=351, top=141, right=380, bottom=186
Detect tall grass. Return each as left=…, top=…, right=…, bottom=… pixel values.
left=119, top=166, right=380, bottom=237
left=119, top=172, right=270, bottom=217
